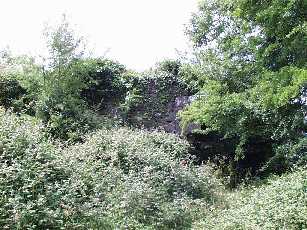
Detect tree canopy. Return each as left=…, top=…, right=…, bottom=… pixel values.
left=180, top=0, right=307, bottom=178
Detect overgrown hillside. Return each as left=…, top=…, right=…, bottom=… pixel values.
left=0, top=109, right=306, bottom=229
left=0, top=109, right=223, bottom=229
left=193, top=168, right=307, bottom=229
left=0, top=0, right=306, bottom=229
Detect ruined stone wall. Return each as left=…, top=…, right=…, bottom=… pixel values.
left=124, top=73, right=194, bottom=134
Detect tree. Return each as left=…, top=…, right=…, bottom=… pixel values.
left=80, top=58, right=127, bottom=112
left=181, top=0, right=307, bottom=181
left=44, top=15, right=84, bottom=70
left=34, top=16, right=98, bottom=141
left=41, top=15, right=88, bottom=97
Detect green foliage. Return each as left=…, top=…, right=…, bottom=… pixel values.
left=0, top=52, right=41, bottom=114
left=1, top=109, right=304, bottom=229
left=267, top=137, right=307, bottom=173
left=0, top=18, right=121, bottom=142
left=180, top=0, right=307, bottom=179
left=122, top=69, right=190, bottom=128
left=0, top=53, right=126, bottom=144
left=193, top=167, right=307, bottom=229
left=0, top=109, right=223, bottom=229
left=81, top=58, right=127, bottom=112
left=0, top=4, right=305, bottom=229
left=0, top=76, right=26, bottom=110
left=44, top=14, right=85, bottom=69
left=181, top=66, right=306, bottom=143
left=61, top=127, right=223, bottom=228
left=236, top=0, right=307, bottom=69
left=0, top=108, right=69, bottom=229
left=156, top=59, right=181, bottom=76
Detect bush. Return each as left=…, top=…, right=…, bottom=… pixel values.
left=36, top=97, right=105, bottom=142
left=193, top=167, right=307, bottom=229
left=61, top=127, right=223, bottom=228
left=0, top=109, right=223, bottom=229
left=0, top=76, right=26, bottom=110
left=288, top=138, right=307, bottom=167
left=0, top=108, right=70, bottom=229
left=81, top=58, right=127, bottom=112
left=1, top=107, right=305, bottom=229
left=259, top=137, right=307, bottom=175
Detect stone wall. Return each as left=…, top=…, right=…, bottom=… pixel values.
left=163, top=96, right=199, bottom=134
left=124, top=73, right=194, bottom=133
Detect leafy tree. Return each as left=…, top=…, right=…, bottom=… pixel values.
left=0, top=50, right=42, bottom=114
left=44, top=14, right=84, bottom=70
left=23, top=16, right=105, bottom=142
left=181, top=0, right=307, bottom=181
left=237, top=0, right=307, bottom=70
left=81, top=58, right=127, bottom=112
left=0, top=17, right=129, bottom=141
left=155, top=59, right=182, bottom=76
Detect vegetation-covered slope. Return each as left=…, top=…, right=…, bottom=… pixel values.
left=193, top=168, right=307, bottom=229
left=0, top=0, right=306, bottom=229
left=0, top=109, right=305, bottom=229
left=0, top=109, right=223, bottom=229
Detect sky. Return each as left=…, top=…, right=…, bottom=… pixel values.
left=0, top=0, right=199, bottom=71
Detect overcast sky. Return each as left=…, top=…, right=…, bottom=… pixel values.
left=0, top=0, right=199, bottom=71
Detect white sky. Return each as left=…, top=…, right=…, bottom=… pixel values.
left=0, top=0, right=199, bottom=71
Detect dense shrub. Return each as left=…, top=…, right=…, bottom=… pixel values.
left=0, top=108, right=70, bottom=229
left=0, top=109, right=223, bottom=229
left=81, top=58, right=127, bottom=112
left=262, top=137, right=307, bottom=174
left=193, top=167, right=307, bottom=229
left=35, top=93, right=106, bottom=142
left=0, top=33, right=123, bottom=143
left=0, top=5, right=305, bottom=229
left=288, top=138, right=307, bottom=166
left=0, top=55, right=38, bottom=114
left=61, top=127, right=223, bottom=228
left=0, top=77, right=26, bottom=110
